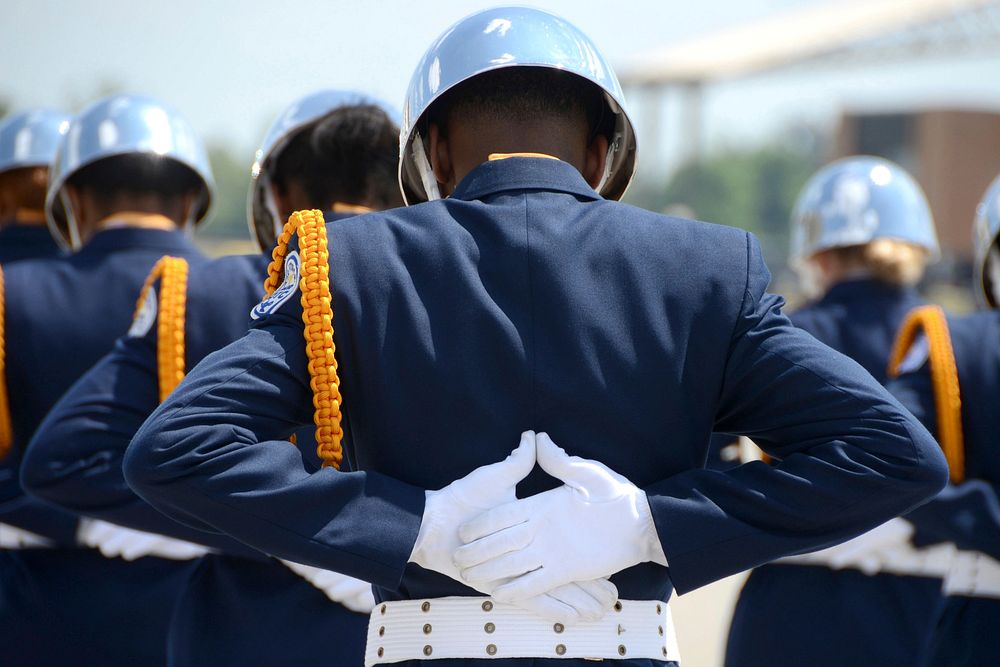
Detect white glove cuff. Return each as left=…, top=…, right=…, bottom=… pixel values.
left=637, top=490, right=668, bottom=567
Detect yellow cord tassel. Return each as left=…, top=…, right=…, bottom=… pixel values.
left=888, top=305, right=965, bottom=483
left=134, top=256, right=189, bottom=402
left=264, top=209, right=343, bottom=469
left=0, top=267, right=12, bottom=461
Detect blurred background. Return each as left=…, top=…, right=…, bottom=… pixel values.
left=4, top=0, right=1000, bottom=663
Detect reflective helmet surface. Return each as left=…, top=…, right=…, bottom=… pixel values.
left=973, top=173, right=1000, bottom=307
left=399, top=6, right=637, bottom=205
left=248, top=90, right=400, bottom=252
left=0, top=109, right=71, bottom=175
left=46, top=94, right=214, bottom=249
left=789, top=156, right=939, bottom=269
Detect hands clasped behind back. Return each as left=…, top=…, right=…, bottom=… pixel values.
left=454, top=432, right=667, bottom=604
left=408, top=431, right=619, bottom=624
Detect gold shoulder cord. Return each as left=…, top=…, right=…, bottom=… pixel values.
left=263, top=209, right=344, bottom=469
left=888, top=305, right=965, bottom=483
left=134, top=256, right=190, bottom=402
left=0, top=266, right=11, bottom=460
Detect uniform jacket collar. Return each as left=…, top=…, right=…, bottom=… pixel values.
left=76, top=226, right=199, bottom=257
left=450, top=157, right=603, bottom=203
left=821, top=278, right=920, bottom=305
left=0, top=224, right=57, bottom=243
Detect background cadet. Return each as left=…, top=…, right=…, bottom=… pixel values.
left=887, top=173, right=1000, bottom=665
left=0, top=94, right=211, bottom=665
left=22, top=90, right=404, bottom=666
left=725, top=156, right=946, bottom=667
left=123, top=8, right=946, bottom=665
left=0, top=109, right=69, bottom=263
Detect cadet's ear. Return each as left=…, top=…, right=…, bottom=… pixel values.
left=582, top=134, right=609, bottom=192
left=428, top=123, right=454, bottom=196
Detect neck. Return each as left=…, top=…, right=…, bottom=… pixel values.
left=8, top=208, right=48, bottom=227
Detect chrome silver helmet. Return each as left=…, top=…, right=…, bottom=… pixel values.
left=973, top=173, right=1000, bottom=308
left=248, top=90, right=400, bottom=251
left=789, top=156, right=939, bottom=272
left=0, top=109, right=71, bottom=175
left=46, top=94, right=214, bottom=249
left=399, top=6, right=636, bottom=205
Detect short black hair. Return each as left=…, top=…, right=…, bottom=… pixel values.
left=426, top=67, right=609, bottom=139
left=272, top=104, right=402, bottom=210
left=68, top=154, right=203, bottom=199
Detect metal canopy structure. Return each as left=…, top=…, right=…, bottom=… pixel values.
left=620, top=0, right=1000, bottom=86
left=619, top=0, right=1000, bottom=170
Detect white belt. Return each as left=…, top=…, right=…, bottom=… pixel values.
left=364, top=597, right=680, bottom=665
left=945, top=550, right=1000, bottom=599
left=778, top=541, right=955, bottom=579
left=0, top=522, right=52, bottom=549
left=76, top=519, right=210, bottom=561
left=776, top=519, right=954, bottom=579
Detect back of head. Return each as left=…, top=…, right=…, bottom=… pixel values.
left=0, top=109, right=70, bottom=226
left=974, top=172, right=1000, bottom=308
left=46, top=94, right=214, bottom=249
left=398, top=6, right=636, bottom=204
left=789, top=156, right=938, bottom=294
left=247, top=91, right=401, bottom=251
left=275, top=104, right=401, bottom=211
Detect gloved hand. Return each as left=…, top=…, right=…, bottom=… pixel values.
left=825, top=518, right=915, bottom=575
left=409, top=431, right=619, bottom=623
left=77, top=519, right=209, bottom=561
left=454, top=432, right=665, bottom=603
left=280, top=560, right=376, bottom=613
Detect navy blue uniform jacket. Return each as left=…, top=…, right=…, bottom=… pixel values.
left=726, top=279, right=942, bottom=667
left=125, top=158, right=946, bottom=653
left=890, top=310, right=1000, bottom=665
left=23, top=245, right=368, bottom=665
left=0, top=223, right=61, bottom=264
left=0, top=227, right=204, bottom=666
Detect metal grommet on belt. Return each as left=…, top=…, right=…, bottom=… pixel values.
left=656, top=604, right=662, bottom=614
left=380, top=604, right=387, bottom=615
left=482, top=600, right=493, bottom=612
left=377, top=647, right=384, bottom=658
left=618, top=644, right=627, bottom=656
left=378, top=626, right=385, bottom=637
left=614, top=601, right=623, bottom=612
left=555, top=644, right=567, bottom=656
left=658, top=625, right=663, bottom=636
left=484, top=622, right=495, bottom=634
left=421, top=601, right=431, bottom=612
left=422, top=623, right=432, bottom=635
left=423, top=645, right=432, bottom=656
left=553, top=622, right=564, bottom=634
left=486, top=644, right=497, bottom=655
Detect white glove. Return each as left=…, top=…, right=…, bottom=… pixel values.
left=77, top=519, right=209, bottom=561
left=825, top=518, right=915, bottom=575
left=455, top=432, right=666, bottom=603
left=409, top=431, right=619, bottom=623
left=280, top=560, right=376, bottom=613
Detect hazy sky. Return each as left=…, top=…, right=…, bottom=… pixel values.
left=3, top=0, right=999, bottom=178
left=1, top=0, right=811, bottom=150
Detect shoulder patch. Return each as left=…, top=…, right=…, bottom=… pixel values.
left=251, top=250, right=300, bottom=320
left=896, top=332, right=929, bottom=375
left=128, top=288, right=157, bottom=338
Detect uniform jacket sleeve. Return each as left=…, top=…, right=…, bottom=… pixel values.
left=645, top=233, right=948, bottom=593
left=20, top=331, right=264, bottom=558
left=123, top=282, right=426, bottom=590
left=889, top=362, right=1000, bottom=560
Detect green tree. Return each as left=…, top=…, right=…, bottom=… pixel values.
left=196, top=144, right=251, bottom=241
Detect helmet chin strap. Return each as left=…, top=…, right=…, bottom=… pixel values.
left=412, top=131, right=442, bottom=201
left=59, top=189, right=82, bottom=250
left=987, top=245, right=1000, bottom=308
